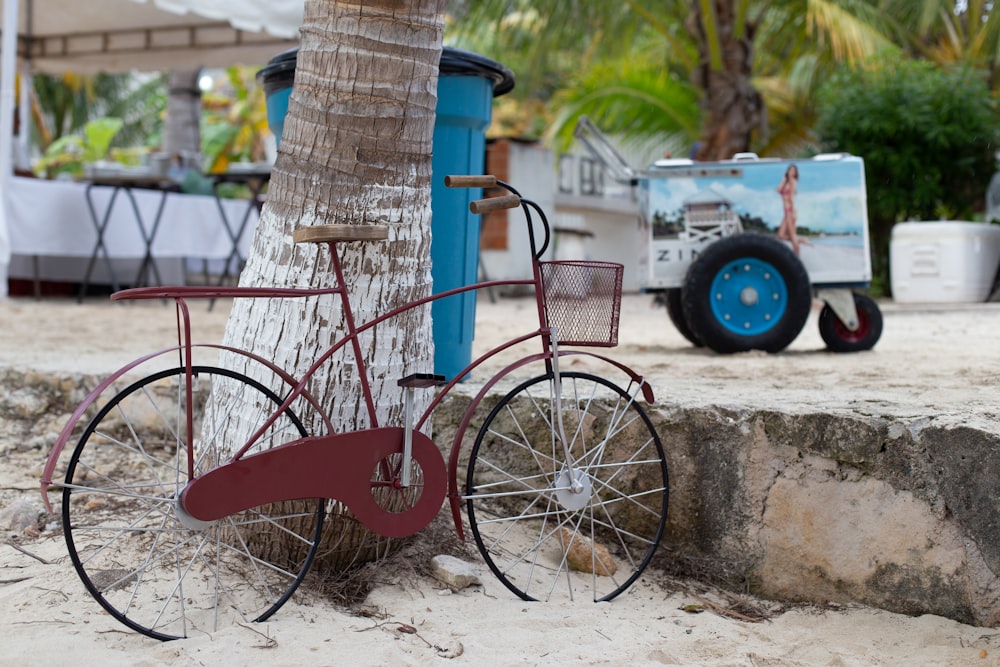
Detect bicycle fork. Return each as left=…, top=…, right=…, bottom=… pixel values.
left=548, top=328, right=589, bottom=498
left=548, top=328, right=573, bottom=465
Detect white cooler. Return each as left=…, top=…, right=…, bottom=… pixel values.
left=890, top=222, right=1000, bottom=303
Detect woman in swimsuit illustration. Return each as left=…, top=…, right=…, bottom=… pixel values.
left=776, top=164, right=802, bottom=254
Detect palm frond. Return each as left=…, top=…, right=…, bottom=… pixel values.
left=805, top=0, right=900, bottom=64
left=547, top=58, right=700, bottom=154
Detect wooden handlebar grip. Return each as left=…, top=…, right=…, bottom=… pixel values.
left=445, top=175, right=498, bottom=188
left=469, top=194, right=521, bottom=214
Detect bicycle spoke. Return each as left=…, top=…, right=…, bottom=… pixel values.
left=63, top=367, right=322, bottom=640
left=467, top=371, right=668, bottom=602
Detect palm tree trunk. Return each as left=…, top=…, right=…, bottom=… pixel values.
left=163, top=69, right=202, bottom=159
left=689, top=0, right=764, bottom=160
left=213, top=0, right=447, bottom=572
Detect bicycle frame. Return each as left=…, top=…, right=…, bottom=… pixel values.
left=40, top=182, right=655, bottom=541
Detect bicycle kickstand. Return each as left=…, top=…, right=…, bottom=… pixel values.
left=398, top=373, right=446, bottom=487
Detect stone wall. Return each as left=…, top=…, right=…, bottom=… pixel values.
left=7, top=366, right=999, bottom=627
left=647, top=405, right=1000, bottom=626
left=435, top=391, right=1000, bottom=626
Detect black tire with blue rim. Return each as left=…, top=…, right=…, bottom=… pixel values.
left=664, top=288, right=703, bottom=347
left=681, top=234, right=812, bottom=353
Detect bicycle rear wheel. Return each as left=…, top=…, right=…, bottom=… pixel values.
left=466, top=371, right=668, bottom=602
left=61, top=366, right=323, bottom=641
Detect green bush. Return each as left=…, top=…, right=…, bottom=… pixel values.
left=815, top=60, right=999, bottom=294
left=34, top=117, right=124, bottom=178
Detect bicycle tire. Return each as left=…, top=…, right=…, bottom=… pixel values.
left=466, top=371, right=668, bottom=602
left=61, top=366, right=324, bottom=640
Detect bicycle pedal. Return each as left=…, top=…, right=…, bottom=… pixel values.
left=398, top=373, right=446, bottom=388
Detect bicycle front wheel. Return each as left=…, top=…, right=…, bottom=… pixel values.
left=466, top=371, right=668, bottom=602
left=61, top=366, right=323, bottom=641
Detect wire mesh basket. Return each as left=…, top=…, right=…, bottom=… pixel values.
left=539, top=260, right=624, bottom=347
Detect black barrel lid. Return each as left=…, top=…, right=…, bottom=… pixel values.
left=257, top=46, right=515, bottom=98
left=440, top=46, right=515, bottom=97
left=257, top=47, right=298, bottom=79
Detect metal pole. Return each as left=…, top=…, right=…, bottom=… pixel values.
left=0, top=0, right=22, bottom=298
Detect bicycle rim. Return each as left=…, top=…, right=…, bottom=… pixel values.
left=466, top=371, right=668, bottom=602
left=61, top=366, right=323, bottom=640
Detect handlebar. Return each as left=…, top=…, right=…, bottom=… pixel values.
left=443, top=175, right=497, bottom=188
left=470, top=194, right=521, bottom=214
left=445, top=174, right=550, bottom=260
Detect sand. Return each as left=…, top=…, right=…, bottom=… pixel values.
left=1, top=292, right=999, bottom=666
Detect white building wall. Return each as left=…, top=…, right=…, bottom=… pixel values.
left=481, top=140, right=646, bottom=293
left=480, top=142, right=554, bottom=286
left=553, top=150, right=644, bottom=292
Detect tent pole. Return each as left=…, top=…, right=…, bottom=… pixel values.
left=0, top=0, right=20, bottom=298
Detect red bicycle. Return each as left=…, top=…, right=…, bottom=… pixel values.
left=40, top=176, right=669, bottom=640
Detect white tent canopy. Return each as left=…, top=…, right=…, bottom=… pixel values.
left=0, top=0, right=306, bottom=296
left=0, top=0, right=303, bottom=74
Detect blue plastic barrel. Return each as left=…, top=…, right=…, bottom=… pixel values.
left=258, top=47, right=514, bottom=381
left=431, top=49, right=514, bottom=380
left=256, top=47, right=297, bottom=145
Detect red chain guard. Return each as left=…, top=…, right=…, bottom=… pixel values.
left=180, top=427, right=446, bottom=538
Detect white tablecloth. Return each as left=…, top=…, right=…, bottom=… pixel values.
left=7, top=176, right=258, bottom=283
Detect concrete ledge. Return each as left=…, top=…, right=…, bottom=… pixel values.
left=8, top=365, right=998, bottom=627
left=649, top=404, right=1000, bottom=626
left=432, top=389, right=1000, bottom=627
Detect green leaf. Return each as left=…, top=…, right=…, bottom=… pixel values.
left=82, top=117, right=124, bottom=162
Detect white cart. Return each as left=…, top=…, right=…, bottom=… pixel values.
left=577, top=118, right=883, bottom=353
